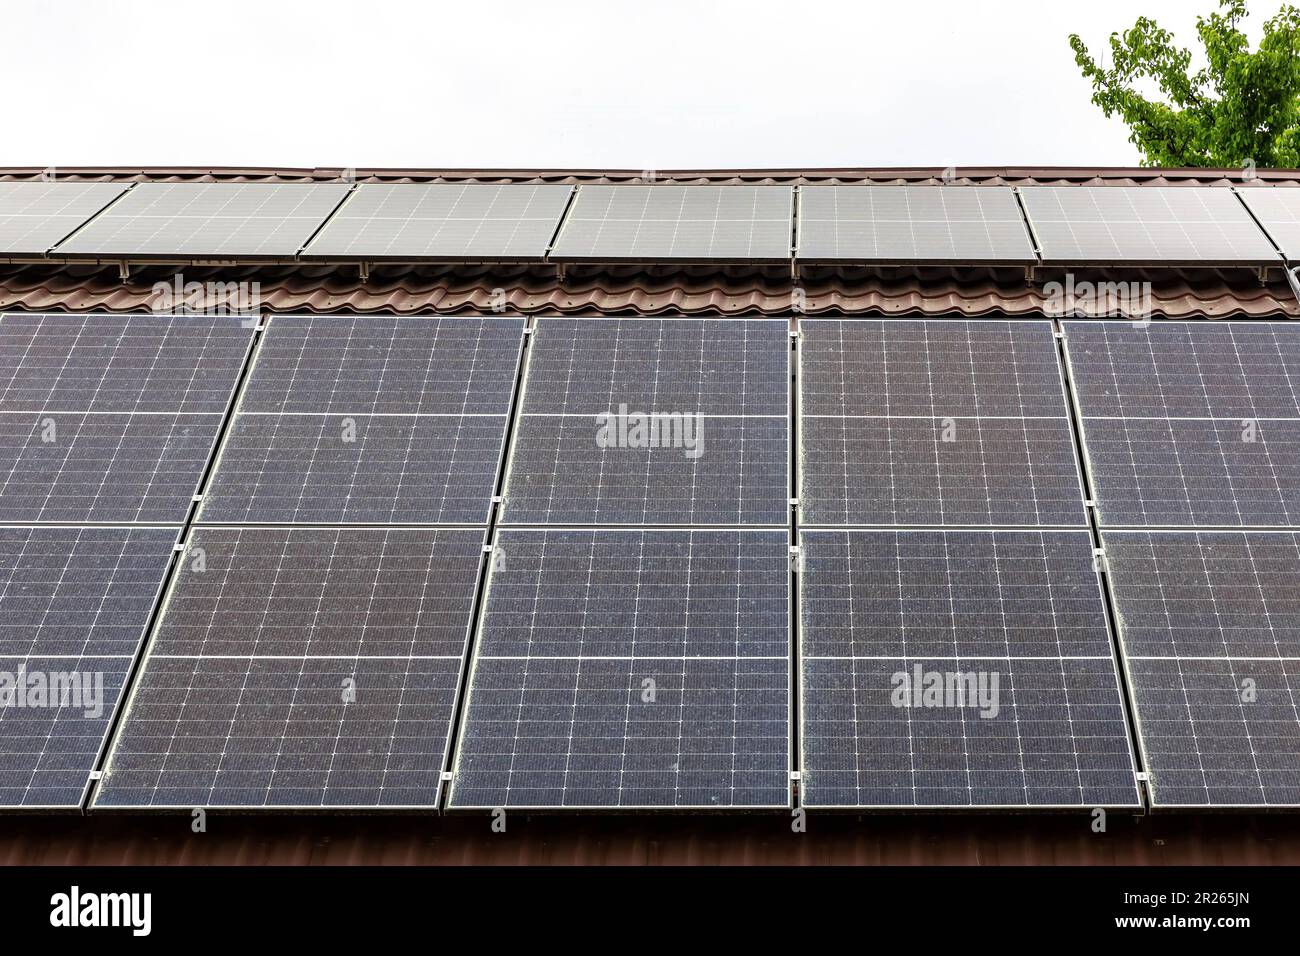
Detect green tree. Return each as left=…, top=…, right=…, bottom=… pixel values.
left=1070, top=0, right=1300, bottom=167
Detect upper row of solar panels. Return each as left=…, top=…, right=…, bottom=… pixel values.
left=3, top=180, right=1300, bottom=266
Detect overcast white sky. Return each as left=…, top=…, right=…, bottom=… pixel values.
left=3, top=0, right=1269, bottom=169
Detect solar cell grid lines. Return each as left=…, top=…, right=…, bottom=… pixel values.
left=798, top=530, right=1141, bottom=809
left=1019, top=186, right=1279, bottom=265
left=502, top=317, right=790, bottom=528
left=0, top=525, right=175, bottom=808
left=1237, top=188, right=1300, bottom=261
left=94, top=527, right=486, bottom=808
left=240, top=314, right=525, bottom=416
left=0, top=312, right=254, bottom=414
left=449, top=529, right=791, bottom=809
left=302, top=183, right=574, bottom=260
left=549, top=185, right=794, bottom=261
left=798, top=319, right=1086, bottom=528
left=796, top=185, right=1037, bottom=264
left=200, top=314, right=524, bottom=526
left=55, top=182, right=353, bottom=259
left=1105, top=530, right=1300, bottom=806
left=0, top=182, right=130, bottom=256
left=1064, top=321, right=1300, bottom=528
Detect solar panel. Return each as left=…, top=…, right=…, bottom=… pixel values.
left=796, top=185, right=1036, bottom=264
left=501, top=317, right=790, bottom=527
left=200, top=314, right=524, bottom=525
left=799, top=529, right=1141, bottom=808
left=302, top=183, right=574, bottom=260
left=0, top=526, right=174, bottom=808
left=548, top=185, right=794, bottom=261
left=0, top=182, right=129, bottom=256
left=0, top=411, right=223, bottom=524
left=1236, top=188, right=1300, bottom=261
left=799, top=320, right=1086, bottom=527
left=449, top=529, right=790, bottom=809
left=201, top=413, right=509, bottom=524
left=0, top=312, right=254, bottom=414
left=1105, top=530, right=1300, bottom=807
left=54, top=182, right=352, bottom=259
left=1064, top=321, right=1300, bottom=528
left=94, top=527, right=484, bottom=808
left=1019, top=186, right=1278, bottom=265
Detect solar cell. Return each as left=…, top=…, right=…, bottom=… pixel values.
left=1019, top=186, right=1278, bottom=265
left=796, top=185, right=1036, bottom=264
left=799, top=529, right=1141, bottom=808
left=1236, top=187, right=1300, bottom=261
left=449, top=529, right=790, bottom=809
left=0, top=182, right=129, bottom=256
left=799, top=320, right=1085, bottom=528
left=502, top=317, right=790, bottom=527
left=549, top=185, right=794, bottom=261
left=0, top=526, right=174, bottom=808
left=0, top=411, right=223, bottom=523
left=1064, top=321, right=1300, bottom=528
left=1106, top=530, right=1300, bottom=806
left=302, top=183, right=573, bottom=260
left=0, top=312, right=254, bottom=414
left=55, top=182, right=352, bottom=259
left=94, top=527, right=484, bottom=808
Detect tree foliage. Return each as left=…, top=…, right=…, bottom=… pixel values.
left=1070, top=0, right=1300, bottom=167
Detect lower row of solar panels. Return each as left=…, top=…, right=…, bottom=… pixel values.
left=1, top=311, right=1299, bottom=811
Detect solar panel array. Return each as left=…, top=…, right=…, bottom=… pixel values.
left=0, top=311, right=254, bottom=808
left=55, top=183, right=353, bottom=259
left=796, top=185, right=1036, bottom=264
left=0, top=182, right=129, bottom=256
left=303, top=183, right=574, bottom=260
left=798, top=319, right=1139, bottom=808
left=549, top=185, right=794, bottom=261
left=450, top=317, right=793, bottom=808
left=1065, top=320, right=1300, bottom=808
left=94, top=314, right=525, bottom=808
left=1019, top=187, right=1278, bottom=265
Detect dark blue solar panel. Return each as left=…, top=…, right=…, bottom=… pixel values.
left=502, top=414, right=788, bottom=526
left=1080, top=417, right=1300, bottom=527
left=0, top=312, right=254, bottom=415
left=799, top=529, right=1139, bottom=808
left=449, top=529, right=790, bottom=809
left=800, top=415, right=1086, bottom=527
left=200, top=413, right=506, bottom=524
left=0, top=411, right=222, bottom=523
left=0, top=526, right=174, bottom=808
left=94, top=527, right=484, bottom=809
left=1105, top=530, right=1300, bottom=807
left=241, top=314, right=524, bottom=415
left=522, top=318, right=789, bottom=416
left=1064, top=321, right=1300, bottom=419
